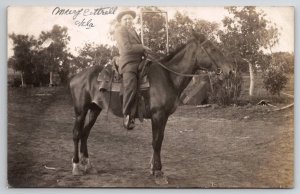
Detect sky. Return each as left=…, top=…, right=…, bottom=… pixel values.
left=7, top=6, right=294, bottom=57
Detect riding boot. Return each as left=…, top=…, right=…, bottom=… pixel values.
left=123, top=115, right=135, bottom=130
left=122, top=71, right=138, bottom=130
left=123, top=101, right=137, bottom=130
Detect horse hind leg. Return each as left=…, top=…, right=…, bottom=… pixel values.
left=80, top=103, right=101, bottom=174
left=72, top=108, right=88, bottom=176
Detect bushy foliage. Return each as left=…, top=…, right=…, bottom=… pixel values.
left=260, top=52, right=291, bottom=96
left=74, top=43, right=118, bottom=73
left=9, top=34, right=37, bottom=85
left=137, top=7, right=219, bottom=54
left=262, top=67, right=288, bottom=96
left=9, top=25, right=72, bottom=86
left=271, top=52, right=294, bottom=74
left=219, top=6, right=280, bottom=97
left=9, top=77, right=22, bottom=87
left=208, top=72, right=243, bottom=105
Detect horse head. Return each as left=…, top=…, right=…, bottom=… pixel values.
left=192, top=31, right=234, bottom=80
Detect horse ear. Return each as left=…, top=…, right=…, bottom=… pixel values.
left=192, top=30, right=206, bottom=43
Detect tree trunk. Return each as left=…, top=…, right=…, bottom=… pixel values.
left=21, top=72, right=25, bottom=87
left=249, top=63, right=255, bottom=96
left=49, top=71, right=53, bottom=87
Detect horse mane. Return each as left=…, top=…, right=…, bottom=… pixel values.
left=160, top=39, right=195, bottom=63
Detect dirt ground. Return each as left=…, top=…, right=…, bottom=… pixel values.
left=7, top=86, right=294, bottom=188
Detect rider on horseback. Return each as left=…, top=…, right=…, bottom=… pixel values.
left=114, top=8, right=151, bottom=130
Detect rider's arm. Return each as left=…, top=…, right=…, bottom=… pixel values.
left=114, top=26, right=144, bottom=55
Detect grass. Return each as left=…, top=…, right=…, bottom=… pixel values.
left=182, top=72, right=294, bottom=106
left=239, top=73, right=294, bottom=105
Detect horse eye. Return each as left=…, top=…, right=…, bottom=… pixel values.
left=216, top=68, right=222, bottom=75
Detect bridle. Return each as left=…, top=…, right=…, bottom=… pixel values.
left=147, top=39, right=223, bottom=77
left=199, top=40, right=222, bottom=75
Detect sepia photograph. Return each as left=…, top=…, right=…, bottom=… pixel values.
left=7, top=6, right=294, bottom=188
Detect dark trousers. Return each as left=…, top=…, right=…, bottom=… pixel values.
left=122, top=71, right=138, bottom=116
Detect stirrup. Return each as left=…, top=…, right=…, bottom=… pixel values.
left=123, top=115, right=135, bottom=130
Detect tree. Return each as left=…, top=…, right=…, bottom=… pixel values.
left=262, top=65, right=288, bottom=96
left=137, top=6, right=168, bottom=54
left=259, top=51, right=292, bottom=96
left=168, top=12, right=219, bottom=51
left=194, top=19, right=219, bottom=41
left=39, top=25, right=70, bottom=86
left=270, top=52, right=294, bottom=74
left=8, top=57, right=22, bottom=87
left=9, top=33, right=37, bottom=86
left=74, top=43, right=118, bottom=73
left=219, top=6, right=280, bottom=96
left=31, top=49, right=48, bottom=86
left=136, top=8, right=220, bottom=55
left=168, top=11, right=194, bottom=51
left=8, top=57, right=16, bottom=69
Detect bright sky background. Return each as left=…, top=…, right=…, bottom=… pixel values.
left=7, top=6, right=294, bottom=57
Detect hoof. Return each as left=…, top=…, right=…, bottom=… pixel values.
left=72, top=163, right=84, bottom=176
left=153, top=171, right=168, bottom=185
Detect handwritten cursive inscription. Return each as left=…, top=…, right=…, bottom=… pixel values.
left=52, top=7, right=118, bottom=29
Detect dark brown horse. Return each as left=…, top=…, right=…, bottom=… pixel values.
left=69, top=32, right=234, bottom=184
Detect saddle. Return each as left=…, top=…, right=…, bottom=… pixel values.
left=97, top=58, right=151, bottom=92
left=97, top=58, right=151, bottom=122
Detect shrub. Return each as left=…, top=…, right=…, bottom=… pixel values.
left=262, top=67, right=288, bottom=96
left=208, top=72, right=242, bottom=105
left=10, top=77, right=22, bottom=87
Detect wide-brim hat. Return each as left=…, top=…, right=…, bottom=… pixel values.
left=116, top=7, right=136, bottom=22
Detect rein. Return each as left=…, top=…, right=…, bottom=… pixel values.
left=146, top=39, right=221, bottom=77
left=152, top=58, right=206, bottom=77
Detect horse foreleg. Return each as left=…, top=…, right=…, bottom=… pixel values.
left=150, top=111, right=168, bottom=185
left=80, top=104, right=101, bottom=174
left=72, top=111, right=87, bottom=176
